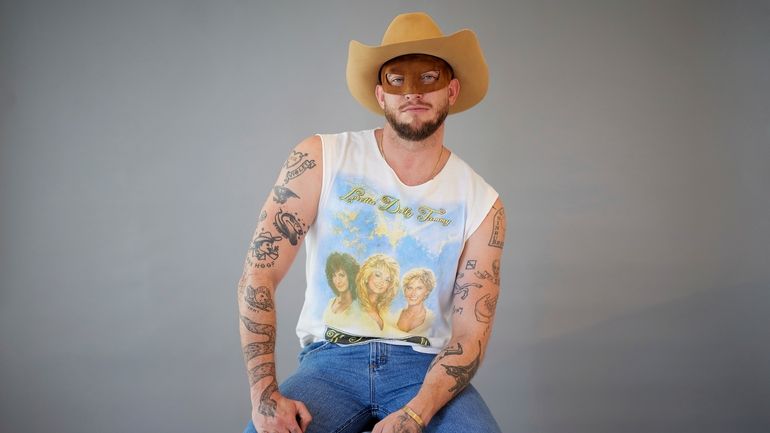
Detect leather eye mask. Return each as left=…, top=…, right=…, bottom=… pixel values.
left=379, top=55, right=452, bottom=95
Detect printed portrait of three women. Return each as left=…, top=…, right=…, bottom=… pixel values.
left=322, top=252, right=438, bottom=338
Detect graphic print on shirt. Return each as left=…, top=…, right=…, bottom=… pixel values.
left=311, top=175, right=466, bottom=343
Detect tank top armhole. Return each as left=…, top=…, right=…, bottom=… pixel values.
left=314, top=133, right=338, bottom=214
left=463, top=186, right=499, bottom=243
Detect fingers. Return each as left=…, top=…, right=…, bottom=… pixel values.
left=287, top=418, right=303, bottom=433
left=283, top=404, right=306, bottom=433
left=294, top=401, right=313, bottom=432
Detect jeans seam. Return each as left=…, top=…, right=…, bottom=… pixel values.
left=331, top=407, right=371, bottom=433
left=369, top=344, right=375, bottom=407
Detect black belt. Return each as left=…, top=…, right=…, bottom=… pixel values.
left=324, top=327, right=431, bottom=347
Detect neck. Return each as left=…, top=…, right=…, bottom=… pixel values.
left=338, top=290, right=352, bottom=304
left=376, top=125, right=449, bottom=186
left=405, top=303, right=426, bottom=313
left=368, top=292, right=380, bottom=307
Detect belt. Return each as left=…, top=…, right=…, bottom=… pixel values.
left=324, top=327, right=431, bottom=347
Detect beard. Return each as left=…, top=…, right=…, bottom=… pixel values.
left=384, top=99, right=449, bottom=142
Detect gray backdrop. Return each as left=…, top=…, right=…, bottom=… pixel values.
left=1, top=1, right=768, bottom=432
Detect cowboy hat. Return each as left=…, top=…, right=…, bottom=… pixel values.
left=346, top=12, right=489, bottom=115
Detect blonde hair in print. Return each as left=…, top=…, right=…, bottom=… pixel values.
left=402, top=268, right=436, bottom=298
left=356, top=254, right=400, bottom=312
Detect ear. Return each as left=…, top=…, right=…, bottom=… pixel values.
left=447, top=78, right=460, bottom=106
left=375, top=85, right=386, bottom=110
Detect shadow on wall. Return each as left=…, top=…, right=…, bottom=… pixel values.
left=528, top=282, right=770, bottom=433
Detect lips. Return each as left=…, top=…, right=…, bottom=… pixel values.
left=401, top=103, right=431, bottom=112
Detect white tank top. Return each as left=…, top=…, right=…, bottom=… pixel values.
left=296, top=129, right=498, bottom=353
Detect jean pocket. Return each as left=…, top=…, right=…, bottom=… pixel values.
left=297, top=341, right=333, bottom=363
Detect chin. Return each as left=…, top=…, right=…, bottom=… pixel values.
left=386, top=106, right=448, bottom=142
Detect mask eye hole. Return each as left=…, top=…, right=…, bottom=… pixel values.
left=420, top=71, right=440, bottom=83
left=385, top=74, right=404, bottom=86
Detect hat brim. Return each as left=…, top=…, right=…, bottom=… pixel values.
left=346, top=29, right=488, bottom=115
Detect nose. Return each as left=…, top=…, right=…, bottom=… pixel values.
left=404, top=93, right=423, bottom=100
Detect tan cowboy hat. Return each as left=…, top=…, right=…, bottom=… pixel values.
left=346, top=12, right=489, bottom=115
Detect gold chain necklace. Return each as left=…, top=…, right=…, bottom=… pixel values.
left=378, top=138, right=445, bottom=183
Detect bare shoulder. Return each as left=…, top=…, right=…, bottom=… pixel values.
left=293, top=135, right=322, bottom=156
left=275, top=135, right=323, bottom=189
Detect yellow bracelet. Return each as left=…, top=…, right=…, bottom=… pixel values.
left=402, top=406, right=425, bottom=430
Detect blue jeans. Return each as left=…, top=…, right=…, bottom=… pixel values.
left=243, top=341, right=501, bottom=433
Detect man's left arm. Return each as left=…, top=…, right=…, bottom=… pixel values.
left=373, top=198, right=506, bottom=433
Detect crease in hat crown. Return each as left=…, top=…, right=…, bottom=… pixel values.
left=346, top=11, right=489, bottom=115
left=381, top=12, right=444, bottom=45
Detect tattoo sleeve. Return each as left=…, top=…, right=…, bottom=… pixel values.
left=236, top=139, right=324, bottom=421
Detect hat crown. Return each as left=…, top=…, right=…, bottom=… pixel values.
left=347, top=11, right=488, bottom=115
left=381, top=12, right=444, bottom=45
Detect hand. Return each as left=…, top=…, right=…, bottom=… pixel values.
left=251, top=391, right=312, bottom=433
left=371, top=409, right=422, bottom=433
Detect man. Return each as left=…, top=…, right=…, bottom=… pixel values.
left=238, top=12, right=505, bottom=433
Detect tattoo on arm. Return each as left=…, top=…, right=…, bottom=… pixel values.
left=453, top=273, right=482, bottom=300
left=258, top=379, right=279, bottom=417
left=282, top=150, right=316, bottom=185
left=240, top=315, right=276, bottom=337
left=474, top=293, right=498, bottom=323
left=247, top=230, right=282, bottom=266
left=247, top=361, right=275, bottom=387
left=273, top=209, right=306, bottom=246
left=394, top=412, right=421, bottom=433
left=239, top=315, right=276, bottom=362
left=272, top=185, right=300, bottom=204
left=242, top=341, right=273, bottom=362
left=488, top=207, right=505, bottom=249
left=474, top=259, right=501, bottom=286
left=441, top=341, right=482, bottom=397
left=244, top=285, right=275, bottom=312
left=428, top=342, right=464, bottom=372
left=242, top=322, right=279, bottom=417
left=465, top=260, right=477, bottom=270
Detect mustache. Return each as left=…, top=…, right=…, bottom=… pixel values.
left=399, top=101, right=433, bottom=110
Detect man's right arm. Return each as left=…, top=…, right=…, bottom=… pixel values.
left=237, top=135, right=323, bottom=432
